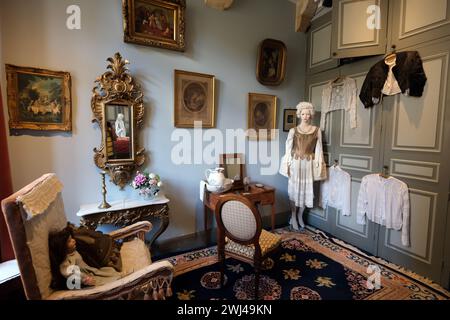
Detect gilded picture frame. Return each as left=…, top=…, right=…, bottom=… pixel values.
left=283, top=108, right=297, bottom=132
left=123, top=0, right=186, bottom=52
left=5, top=64, right=72, bottom=132
left=256, top=38, right=287, bottom=86
left=247, top=93, right=277, bottom=140
left=174, top=69, right=216, bottom=128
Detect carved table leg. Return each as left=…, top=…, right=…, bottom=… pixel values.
left=271, top=203, right=275, bottom=231
left=204, top=205, right=209, bottom=231
left=147, top=215, right=170, bottom=248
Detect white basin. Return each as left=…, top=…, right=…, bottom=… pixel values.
left=206, top=178, right=234, bottom=193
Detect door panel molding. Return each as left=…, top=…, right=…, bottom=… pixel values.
left=384, top=189, right=437, bottom=264
left=399, top=0, right=449, bottom=39
left=309, top=207, right=328, bottom=221
left=310, top=23, right=334, bottom=68
left=337, top=0, right=380, bottom=49
left=339, top=154, right=373, bottom=172
left=390, top=159, right=440, bottom=183
left=391, top=52, right=448, bottom=153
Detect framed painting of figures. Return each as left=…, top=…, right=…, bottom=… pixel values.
left=5, top=64, right=72, bottom=132
left=256, top=38, right=287, bottom=86
left=247, top=93, right=277, bottom=140
left=123, top=0, right=186, bottom=52
left=174, top=69, right=215, bottom=128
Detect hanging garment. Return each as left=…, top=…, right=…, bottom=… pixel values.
left=359, top=51, right=427, bottom=108
left=357, top=174, right=410, bottom=246
left=319, top=165, right=351, bottom=216
left=381, top=55, right=402, bottom=96
left=279, top=126, right=326, bottom=208
left=320, top=77, right=358, bottom=131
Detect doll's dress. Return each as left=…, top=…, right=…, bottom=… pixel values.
left=60, top=250, right=123, bottom=287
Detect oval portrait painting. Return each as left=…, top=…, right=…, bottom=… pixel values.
left=183, top=82, right=207, bottom=113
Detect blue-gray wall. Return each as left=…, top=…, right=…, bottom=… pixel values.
left=0, top=0, right=307, bottom=240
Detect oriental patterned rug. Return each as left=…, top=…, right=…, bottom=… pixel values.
left=167, top=228, right=450, bottom=300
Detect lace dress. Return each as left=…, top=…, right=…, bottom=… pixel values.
left=282, top=126, right=326, bottom=208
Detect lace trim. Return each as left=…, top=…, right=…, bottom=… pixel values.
left=17, top=174, right=63, bottom=219
left=292, top=154, right=315, bottom=161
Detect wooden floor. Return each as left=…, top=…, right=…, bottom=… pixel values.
left=152, top=228, right=218, bottom=260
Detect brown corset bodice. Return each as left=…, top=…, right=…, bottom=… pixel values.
left=291, top=127, right=318, bottom=160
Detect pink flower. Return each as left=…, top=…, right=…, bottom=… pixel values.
left=133, top=173, right=147, bottom=187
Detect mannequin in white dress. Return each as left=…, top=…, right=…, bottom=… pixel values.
left=115, top=113, right=126, bottom=138
left=280, top=102, right=326, bottom=230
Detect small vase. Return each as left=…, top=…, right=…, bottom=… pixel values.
left=142, top=193, right=155, bottom=201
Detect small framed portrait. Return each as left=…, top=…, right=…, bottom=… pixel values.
left=5, top=64, right=72, bottom=132
left=123, top=0, right=186, bottom=52
left=256, top=38, right=287, bottom=86
left=174, top=70, right=216, bottom=128
left=283, top=108, right=297, bottom=132
left=247, top=93, right=277, bottom=140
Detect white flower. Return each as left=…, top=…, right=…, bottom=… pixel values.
left=157, top=181, right=162, bottom=187
left=149, top=173, right=156, bottom=179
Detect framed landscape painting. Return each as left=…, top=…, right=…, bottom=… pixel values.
left=174, top=70, right=216, bottom=128
left=5, top=64, right=72, bottom=132
left=123, top=0, right=186, bottom=52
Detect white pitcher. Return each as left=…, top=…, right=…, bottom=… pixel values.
left=205, top=167, right=226, bottom=186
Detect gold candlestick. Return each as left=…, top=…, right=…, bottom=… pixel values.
left=98, top=170, right=111, bottom=209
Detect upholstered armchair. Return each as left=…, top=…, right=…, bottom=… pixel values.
left=214, top=194, right=281, bottom=299
left=1, top=173, right=173, bottom=300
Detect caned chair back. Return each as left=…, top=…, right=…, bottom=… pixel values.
left=215, top=195, right=261, bottom=246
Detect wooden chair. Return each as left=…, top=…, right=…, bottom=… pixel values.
left=214, top=194, right=281, bottom=299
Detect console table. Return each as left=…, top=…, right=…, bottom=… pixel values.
left=76, top=194, right=170, bottom=248
left=203, top=184, right=276, bottom=231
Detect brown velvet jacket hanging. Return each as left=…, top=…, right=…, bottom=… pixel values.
left=359, top=51, right=427, bottom=108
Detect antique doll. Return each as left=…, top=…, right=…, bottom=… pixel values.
left=49, top=227, right=122, bottom=290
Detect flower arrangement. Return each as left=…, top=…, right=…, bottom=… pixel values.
left=132, top=171, right=162, bottom=199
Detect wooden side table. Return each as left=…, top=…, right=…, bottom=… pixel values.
left=203, top=184, right=276, bottom=231
left=76, top=194, right=170, bottom=248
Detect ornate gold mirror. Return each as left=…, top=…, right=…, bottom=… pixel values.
left=92, top=52, right=145, bottom=189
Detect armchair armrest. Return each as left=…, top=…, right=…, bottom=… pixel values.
left=108, top=221, right=153, bottom=241
left=47, top=260, right=174, bottom=300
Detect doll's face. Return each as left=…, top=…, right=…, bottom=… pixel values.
left=66, top=236, right=76, bottom=253
left=300, top=110, right=312, bottom=123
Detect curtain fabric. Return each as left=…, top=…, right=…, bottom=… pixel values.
left=0, top=86, right=14, bottom=261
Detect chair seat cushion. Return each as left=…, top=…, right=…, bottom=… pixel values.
left=120, top=238, right=152, bottom=275
left=225, top=230, right=281, bottom=259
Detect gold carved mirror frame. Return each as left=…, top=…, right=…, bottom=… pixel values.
left=92, top=52, right=145, bottom=189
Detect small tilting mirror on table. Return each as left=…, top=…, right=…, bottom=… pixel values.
left=219, top=153, right=245, bottom=190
